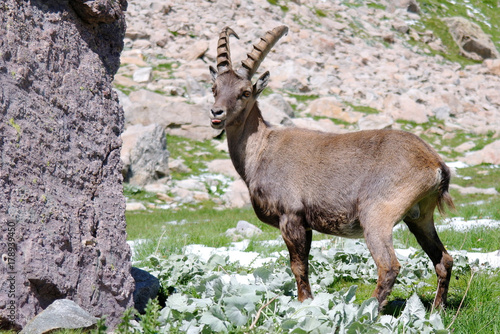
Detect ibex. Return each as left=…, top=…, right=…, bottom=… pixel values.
left=209, top=26, right=454, bottom=310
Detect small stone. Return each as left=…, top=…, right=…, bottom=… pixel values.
left=454, top=141, right=475, bottom=153
left=236, top=220, right=262, bottom=237
left=126, top=202, right=147, bottom=211
left=358, top=114, right=394, bottom=130
left=20, top=299, right=98, bottom=334
left=133, top=67, right=153, bottom=83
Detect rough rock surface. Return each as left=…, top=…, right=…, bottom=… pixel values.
left=116, top=0, right=500, bottom=141
left=130, top=267, right=160, bottom=314
left=20, top=299, right=98, bottom=334
left=0, top=0, right=134, bottom=329
left=121, top=123, right=170, bottom=186
left=461, top=140, right=500, bottom=165
left=444, top=17, right=500, bottom=60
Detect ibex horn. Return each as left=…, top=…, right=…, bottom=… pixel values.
left=216, top=26, right=239, bottom=74
left=239, top=25, right=288, bottom=79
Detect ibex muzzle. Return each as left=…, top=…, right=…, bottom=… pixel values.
left=208, top=26, right=454, bottom=311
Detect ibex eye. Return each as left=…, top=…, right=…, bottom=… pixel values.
left=242, top=91, right=251, bottom=98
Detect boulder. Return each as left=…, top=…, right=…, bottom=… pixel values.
left=261, top=94, right=295, bottom=117
left=449, top=184, right=498, bottom=195
left=358, top=114, right=394, bottom=130
left=121, top=123, right=170, bottom=186
left=305, top=97, right=363, bottom=123
left=206, top=159, right=239, bottom=179
left=454, top=141, right=476, bottom=153
left=0, top=0, right=134, bottom=329
left=124, top=90, right=219, bottom=140
left=291, top=117, right=347, bottom=133
left=225, top=221, right=263, bottom=241
left=460, top=140, right=500, bottom=165
left=384, top=94, right=429, bottom=123
left=131, top=267, right=160, bottom=314
left=223, top=179, right=251, bottom=208
left=259, top=99, right=293, bottom=126
left=20, top=299, right=98, bottom=334
left=484, top=59, right=500, bottom=76
left=126, top=202, right=147, bottom=211
left=443, top=17, right=500, bottom=60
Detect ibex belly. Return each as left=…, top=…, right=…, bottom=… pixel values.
left=306, top=212, right=364, bottom=238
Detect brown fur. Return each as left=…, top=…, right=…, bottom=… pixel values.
left=209, top=27, right=454, bottom=310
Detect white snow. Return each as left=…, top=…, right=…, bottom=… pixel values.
left=446, top=161, right=469, bottom=169
left=436, top=217, right=500, bottom=232
left=129, top=217, right=500, bottom=268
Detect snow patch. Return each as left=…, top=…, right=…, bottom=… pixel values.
left=446, top=161, right=469, bottom=169
left=437, top=217, right=500, bottom=232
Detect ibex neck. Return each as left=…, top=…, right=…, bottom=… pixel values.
left=226, top=103, right=268, bottom=181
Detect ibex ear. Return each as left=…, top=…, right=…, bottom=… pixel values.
left=209, top=66, right=217, bottom=83
left=254, top=71, right=270, bottom=96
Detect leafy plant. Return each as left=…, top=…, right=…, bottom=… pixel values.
left=131, top=239, right=483, bottom=333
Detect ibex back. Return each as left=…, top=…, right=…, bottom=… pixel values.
left=208, top=26, right=454, bottom=310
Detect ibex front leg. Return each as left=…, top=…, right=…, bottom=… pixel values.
left=280, top=214, right=313, bottom=301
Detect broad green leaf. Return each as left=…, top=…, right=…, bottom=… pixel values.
left=199, top=311, right=228, bottom=332
left=343, top=285, right=357, bottom=303
left=166, top=293, right=195, bottom=313
left=282, top=319, right=298, bottom=329
left=253, top=266, right=273, bottom=282
left=223, top=294, right=260, bottom=312
left=357, top=297, right=378, bottom=321
left=225, top=305, right=248, bottom=326
left=400, top=293, right=426, bottom=323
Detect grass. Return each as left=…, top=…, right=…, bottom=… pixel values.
left=166, top=134, right=229, bottom=180
left=121, top=126, right=500, bottom=332
left=266, top=0, right=289, bottom=12
left=408, top=0, right=500, bottom=66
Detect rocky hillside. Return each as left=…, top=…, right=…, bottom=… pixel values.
left=115, top=0, right=500, bottom=207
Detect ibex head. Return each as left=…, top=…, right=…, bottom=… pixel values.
left=209, top=26, right=288, bottom=129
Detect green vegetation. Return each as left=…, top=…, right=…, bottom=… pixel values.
left=166, top=134, right=229, bottom=180
left=267, top=0, right=289, bottom=12
left=345, top=103, right=381, bottom=114
left=113, top=83, right=136, bottom=96
left=119, top=119, right=500, bottom=333
left=409, top=0, right=500, bottom=66
left=154, top=60, right=180, bottom=80
left=417, top=0, right=500, bottom=47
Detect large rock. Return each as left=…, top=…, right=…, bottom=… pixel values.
left=131, top=267, right=160, bottom=314
left=123, top=89, right=220, bottom=140
left=0, top=0, right=134, bottom=329
left=305, top=97, right=363, bottom=123
left=223, top=179, right=251, bottom=208
left=384, top=93, right=429, bottom=123
left=121, top=123, right=170, bottom=186
left=443, top=17, right=500, bottom=60
left=20, top=299, right=98, bottom=334
left=461, top=140, right=500, bottom=165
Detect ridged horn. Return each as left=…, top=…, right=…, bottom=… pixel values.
left=216, top=26, right=239, bottom=74
left=238, top=25, right=288, bottom=79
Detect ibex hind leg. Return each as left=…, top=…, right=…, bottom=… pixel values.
left=404, top=198, right=453, bottom=308
left=279, top=213, right=313, bottom=302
